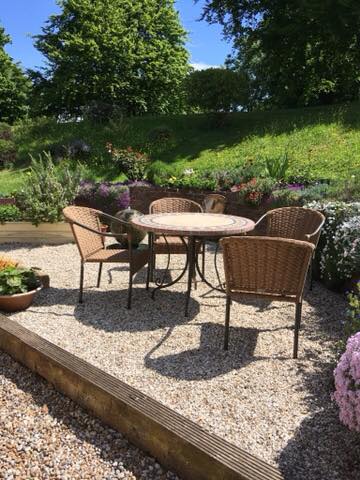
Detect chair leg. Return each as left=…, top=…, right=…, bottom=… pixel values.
left=97, top=262, right=103, bottom=288
left=127, top=270, right=133, bottom=309
left=309, top=257, right=313, bottom=291
left=293, top=302, right=302, bottom=359
left=79, top=262, right=84, bottom=303
left=224, top=295, right=231, bottom=350
left=202, top=243, right=206, bottom=277
left=146, top=261, right=150, bottom=291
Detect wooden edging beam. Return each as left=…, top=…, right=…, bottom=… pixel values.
left=0, top=316, right=283, bottom=480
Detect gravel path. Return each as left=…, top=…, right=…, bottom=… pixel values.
left=1, top=242, right=360, bottom=480
left=0, top=350, right=178, bottom=480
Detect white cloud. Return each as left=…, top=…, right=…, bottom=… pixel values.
left=190, top=62, right=220, bottom=71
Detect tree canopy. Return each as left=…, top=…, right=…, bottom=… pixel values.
left=0, top=26, right=30, bottom=123
left=186, top=67, right=248, bottom=113
left=201, top=0, right=360, bottom=108
left=31, top=0, right=189, bottom=117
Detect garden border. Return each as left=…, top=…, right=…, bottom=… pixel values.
left=0, top=222, right=73, bottom=244
left=0, top=315, right=283, bottom=480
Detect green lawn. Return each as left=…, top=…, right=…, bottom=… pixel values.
left=1, top=101, right=360, bottom=193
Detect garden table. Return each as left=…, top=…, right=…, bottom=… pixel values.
left=131, top=212, right=255, bottom=316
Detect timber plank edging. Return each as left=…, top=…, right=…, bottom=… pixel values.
left=0, top=315, right=283, bottom=480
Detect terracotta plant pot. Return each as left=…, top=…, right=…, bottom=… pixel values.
left=0, top=287, right=42, bottom=312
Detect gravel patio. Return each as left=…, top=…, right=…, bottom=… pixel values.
left=1, top=242, right=360, bottom=480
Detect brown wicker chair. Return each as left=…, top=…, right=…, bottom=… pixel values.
left=202, top=194, right=226, bottom=214
left=253, top=207, right=325, bottom=289
left=63, top=206, right=149, bottom=309
left=149, top=197, right=204, bottom=279
left=221, top=236, right=314, bottom=358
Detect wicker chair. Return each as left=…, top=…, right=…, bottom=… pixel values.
left=253, top=207, right=325, bottom=289
left=221, top=236, right=314, bottom=358
left=149, top=197, right=204, bottom=278
left=202, top=194, right=226, bottom=214
left=63, top=206, right=149, bottom=309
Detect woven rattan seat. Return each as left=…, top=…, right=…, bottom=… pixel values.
left=221, top=236, right=314, bottom=358
left=63, top=206, right=149, bottom=308
left=253, top=206, right=325, bottom=289
left=148, top=198, right=204, bottom=279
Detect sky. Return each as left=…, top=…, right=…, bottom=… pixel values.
left=0, top=0, right=232, bottom=71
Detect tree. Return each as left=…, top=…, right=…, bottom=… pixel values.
left=201, top=0, right=360, bottom=108
left=186, top=67, right=248, bottom=113
left=31, top=0, right=189, bottom=117
left=0, top=26, right=30, bottom=123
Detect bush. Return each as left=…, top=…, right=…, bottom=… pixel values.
left=82, top=101, right=123, bottom=123
left=148, top=126, right=174, bottom=144
left=265, top=153, right=289, bottom=181
left=0, top=204, right=22, bottom=223
left=307, top=201, right=360, bottom=288
left=15, top=152, right=81, bottom=225
left=0, top=122, right=12, bottom=141
left=47, top=139, right=91, bottom=163
left=0, top=266, right=40, bottom=295
left=231, top=177, right=275, bottom=206
left=186, top=68, right=249, bottom=113
left=0, top=139, right=16, bottom=167
left=107, top=144, right=149, bottom=181
left=333, top=331, right=360, bottom=432
left=75, top=180, right=130, bottom=216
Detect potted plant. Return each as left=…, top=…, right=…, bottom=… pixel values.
left=0, top=266, right=42, bottom=312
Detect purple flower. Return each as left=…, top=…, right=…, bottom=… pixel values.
left=286, top=183, right=304, bottom=191
left=117, top=190, right=130, bottom=210
left=98, top=183, right=110, bottom=197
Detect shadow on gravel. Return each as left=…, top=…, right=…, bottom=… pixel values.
left=0, top=351, right=175, bottom=479
left=29, top=285, right=200, bottom=333
left=277, top=284, right=360, bottom=480
left=145, top=322, right=290, bottom=381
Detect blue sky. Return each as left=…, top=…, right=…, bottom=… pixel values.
left=1, top=0, right=231, bottom=71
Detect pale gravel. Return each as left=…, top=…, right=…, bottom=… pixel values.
left=0, top=350, right=178, bottom=480
left=1, top=242, right=360, bottom=480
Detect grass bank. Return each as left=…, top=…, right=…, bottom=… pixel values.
left=2, top=101, right=360, bottom=193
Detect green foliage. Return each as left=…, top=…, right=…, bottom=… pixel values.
left=15, top=152, right=81, bottom=225
left=265, top=153, right=289, bottom=181
left=186, top=68, right=248, bottom=113
left=0, top=266, right=40, bottom=295
left=344, top=285, right=360, bottom=345
left=0, top=26, right=30, bottom=123
left=31, top=0, right=189, bottom=117
left=201, top=0, right=360, bottom=108
left=107, top=144, right=149, bottom=181
left=0, top=205, right=22, bottom=223
left=231, top=177, right=275, bottom=206
left=0, top=139, right=16, bottom=167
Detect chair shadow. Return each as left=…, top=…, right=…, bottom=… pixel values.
left=144, top=322, right=290, bottom=381
left=277, top=378, right=360, bottom=479
left=30, top=285, right=200, bottom=333
left=0, top=352, right=162, bottom=477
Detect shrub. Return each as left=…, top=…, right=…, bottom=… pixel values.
left=82, top=101, right=123, bottom=123
left=15, top=152, right=81, bottom=225
left=186, top=67, right=249, bottom=113
left=107, top=144, right=149, bottom=181
left=307, top=201, right=360, bottom=288
left=0, top=204, right=22, bottom=223
left=0, top=266, right=40, bottom=295
left=75, top=180, right=130, bottom=216
left=0, top=139, right=16, bottom=167
left=333, top=331, right=360, bottom=432
left=0, top=122, right=12, bottom=141
left=148, top=126, right=174, bottom=144
left=48, top=139, right=91, bottom=163
left=231, top=177, right=275, bottom=206
left=265, top=153, right=289, bottom=181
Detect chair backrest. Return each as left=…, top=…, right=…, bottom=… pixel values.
left=149, top=197, right=203, bottom=214
left=221, top=236, right=314, bottom=302
left=63, top=206, right=104, bottom=260
left=202, top=194, right=226, bottom=214
left=263, top=207, right=325, bottom=246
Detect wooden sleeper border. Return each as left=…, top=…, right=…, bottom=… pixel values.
left=0, top=315, right=283, bottom=480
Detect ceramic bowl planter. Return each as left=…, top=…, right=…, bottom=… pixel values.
left=0, top=286, right=42, bottom=312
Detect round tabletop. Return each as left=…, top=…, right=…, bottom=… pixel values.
left=131, top=212, right=255, bottom=237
